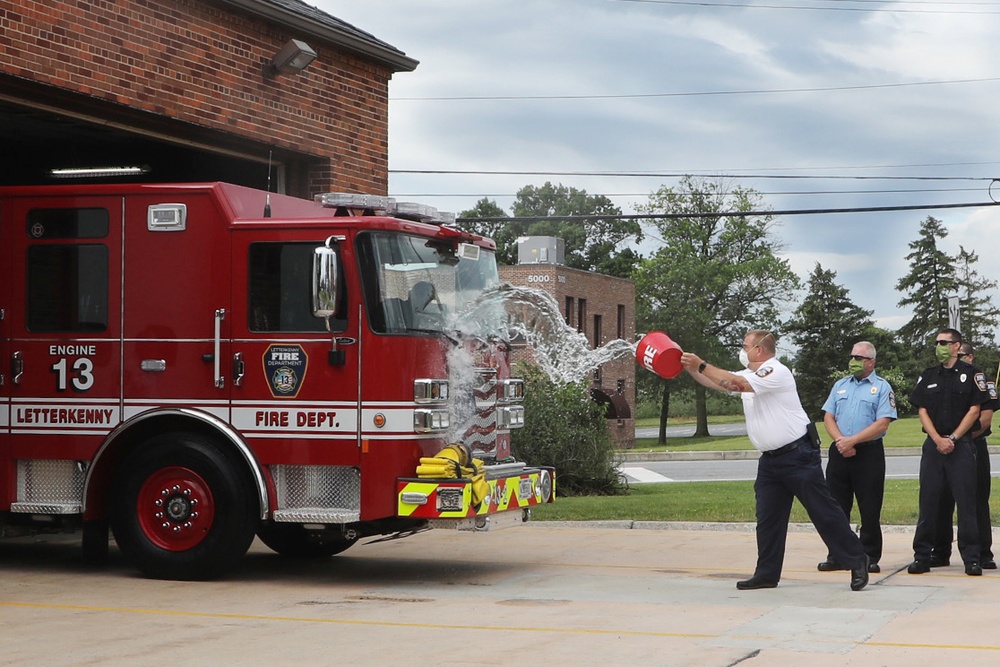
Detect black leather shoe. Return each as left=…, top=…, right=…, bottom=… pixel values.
left=966, top=562, right=983, bottom=576
left=929, top=556, right=950, bottom=567
left=867, top=562, right=880, bottom=574
left=736, top=575, right=778, bottom=590
left=982, top=560, right=997, bottom=570
left=908, top=560, right=930, bottom=574
left=817, top=560, right=847, bottom=572
left=850, top=555, right=870, bottom=591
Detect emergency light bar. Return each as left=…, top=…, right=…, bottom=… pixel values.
left=317, top=192, right=455, bottom=224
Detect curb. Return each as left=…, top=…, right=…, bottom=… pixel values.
left=619, top=445, right=1000, bottom=462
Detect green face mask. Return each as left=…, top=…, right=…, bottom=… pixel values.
left=849, top=359, right=865, bottom=377
left=936, top=344, right=953, bottom=364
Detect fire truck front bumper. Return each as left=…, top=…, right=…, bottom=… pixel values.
left=397, top=464, right=554, bottom=528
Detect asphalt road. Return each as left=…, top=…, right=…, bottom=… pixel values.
left=635, top=423, right=747, bottom=439
left=621, top=453, right=1000, bottom=484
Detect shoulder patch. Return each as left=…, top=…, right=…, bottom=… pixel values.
left=988, top=380, right=998, bottom=401
left=976, top=372, right=987, bottom=391
left=755, top=366, right=774, bottom=378
left=889, top=391, right=896, bottom=409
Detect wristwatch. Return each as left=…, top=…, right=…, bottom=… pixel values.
left=947, top=434, right=957, bottom=441
left=698, top=361, right=707, bottom=373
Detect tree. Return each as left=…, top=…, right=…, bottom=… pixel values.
left=785, top=264, right=874, bottom=420
left=459, top=182, right=643, bottom=277
left=895, top=216, right=959, bottom=350
left=633, top=176, right=800, bottom=440
left=954, top=245, right=1000, bottom=348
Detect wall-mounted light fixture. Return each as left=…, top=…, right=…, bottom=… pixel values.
left=271, top=39, right=317, bottom=75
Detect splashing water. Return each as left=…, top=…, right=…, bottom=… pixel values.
left=450, top=284, right=636, bottom=385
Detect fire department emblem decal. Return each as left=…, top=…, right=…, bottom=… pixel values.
left=264, top=344, right=307, bottom=398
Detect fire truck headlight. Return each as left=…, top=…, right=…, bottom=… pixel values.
left=538, top=469, right=553, bottom=503
left=497, top=405, right=525, bottom=429
left=500, top=379, right=525, bottom=403
left=414, top=409, right=451, bottom=433
left=414, top=379, right=449, bottom=403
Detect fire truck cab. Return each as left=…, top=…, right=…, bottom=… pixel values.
left=0, top=182, right=554, bottom=580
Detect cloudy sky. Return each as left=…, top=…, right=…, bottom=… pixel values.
left=323, top=0, right=1000, bottom=335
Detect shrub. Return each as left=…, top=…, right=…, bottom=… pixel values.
left=511, top=363, right=626, bottom=496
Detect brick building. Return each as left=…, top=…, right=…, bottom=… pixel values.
left=500, top=239, right=637, bottom=448
left=0, top=0, right=416, bottom=196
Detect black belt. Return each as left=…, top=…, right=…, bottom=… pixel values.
left=762, top=432, right=811, bottom=457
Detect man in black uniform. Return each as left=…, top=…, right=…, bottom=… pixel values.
left=929, top=342, right=1000, bottom=569
left=908, top=328, right=991, bottom=576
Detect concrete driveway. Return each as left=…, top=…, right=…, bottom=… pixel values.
left=1, top=521, right=997, bottom=665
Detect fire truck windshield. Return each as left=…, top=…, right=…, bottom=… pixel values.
left=358, top=232, right=500, bottom=335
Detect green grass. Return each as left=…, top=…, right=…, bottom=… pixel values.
left=533, top=479, right=933, bottom=524
left=633, top=415, right=927, bottom=452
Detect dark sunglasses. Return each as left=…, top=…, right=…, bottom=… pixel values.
left=849, top=355, right=872, bottom=361
left=934, top=340, right=956, bottom=346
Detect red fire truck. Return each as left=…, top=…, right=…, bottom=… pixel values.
left=0, top=182, right=554, bottom=579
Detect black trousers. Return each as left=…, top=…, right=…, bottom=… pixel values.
left=825, top=439, right=886, bottom=564
left=753, top=437, right=866, bottom=581
left=931, top=436, right=993, bottom=562
left=914, top=436, right=980, bottom=564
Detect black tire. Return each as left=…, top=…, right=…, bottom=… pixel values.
left=257, top=523, right=356, bottom=558
left=110, top=432, right=257, bottom=580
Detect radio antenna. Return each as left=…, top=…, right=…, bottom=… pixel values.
left=263, top=150, right=273, bottom=218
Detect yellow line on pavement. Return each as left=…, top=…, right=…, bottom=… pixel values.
left=0, top=600, right=713, bottom=638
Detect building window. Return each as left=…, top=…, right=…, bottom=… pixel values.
left=617, top=304, right=626, bottom=339
left=593, top=314, right=602, bottom=349
left=577, top=298, right=587, bottom=333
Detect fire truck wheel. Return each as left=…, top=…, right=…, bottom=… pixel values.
left=110, top=432, right=257, bottom=580
left=257, top=523, right=357, bottom=558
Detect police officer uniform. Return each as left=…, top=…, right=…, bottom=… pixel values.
left=738, top=357, right=868, bottom=587
left=910, top=359, right=991, bottom=571
left=931, top=375, right=999, bottom=566
left=821, top=369, right=897, bottom=568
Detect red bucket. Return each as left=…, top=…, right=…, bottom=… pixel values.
left=636, top=331, right=683, bottom=379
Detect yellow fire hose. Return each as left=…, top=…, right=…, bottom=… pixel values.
left=415, top=443, right=490, bottom=507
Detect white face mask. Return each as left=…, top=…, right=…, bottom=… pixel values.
left=739, top=348, right=750, bottom=368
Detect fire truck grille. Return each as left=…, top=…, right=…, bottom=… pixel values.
left=270, top=465, right=361, bottom=524
left=463, top=367, right=498, bottom=455
left=12, top=459, right=85, bottom=514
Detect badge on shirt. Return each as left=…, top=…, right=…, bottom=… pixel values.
left=870, top=386, right=878, bottom=395
left=756, top=366, right=774, bottom=378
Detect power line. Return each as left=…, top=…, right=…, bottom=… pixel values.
left=614, top=0, right=1000, bottom=14
left=456, top=199, right=1000, bottom=224
left=391, top=77, right=1000, bottom=102
left=393, top=169, right=998, bottom=181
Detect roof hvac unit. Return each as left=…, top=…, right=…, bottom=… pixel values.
left=516, top=236, right=565, bottom=265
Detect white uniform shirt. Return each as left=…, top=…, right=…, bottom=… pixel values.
left=737, top=357, right=810, bottom=452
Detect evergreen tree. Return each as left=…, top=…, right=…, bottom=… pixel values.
left=785, top=264, right=874, bottom=420
left=895, top=216, right=959, bottom=350
left=955, top=245, right=1000, bottom=347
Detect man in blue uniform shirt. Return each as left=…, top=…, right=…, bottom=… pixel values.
left=908, top=329, right=991, bottom=576
left=816, top=341, right=897, bottom=574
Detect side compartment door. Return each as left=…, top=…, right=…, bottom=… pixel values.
left=122, top=194, right=231, bottom=423
left=0, top=197, right=10, bottom=491
left=6, top=197, right=124, bottom=511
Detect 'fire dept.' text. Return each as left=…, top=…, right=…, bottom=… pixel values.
left=255, top=411, right=339, bottom=428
